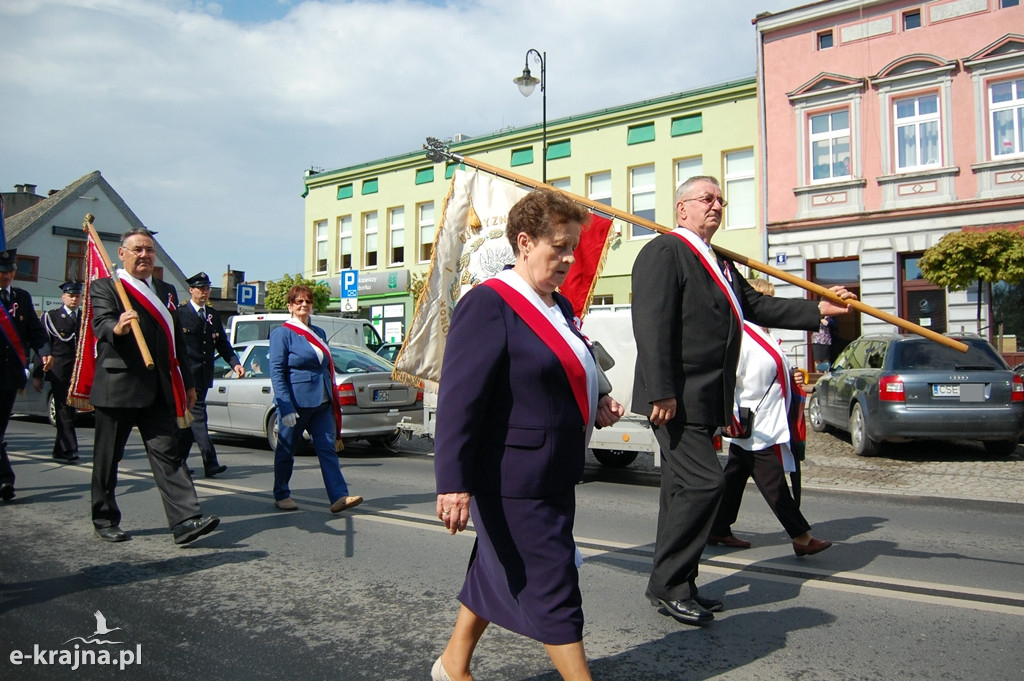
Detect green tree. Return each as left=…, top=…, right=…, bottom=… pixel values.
left=918, top=229, right=1024, bottom=332
left=264, top=273, right=332, bottom=313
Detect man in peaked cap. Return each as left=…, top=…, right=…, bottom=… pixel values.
left=34, top=281, right=85, bottom=463
left=177, top=271, right=243, bottom=477
left=0, top=248, right=53, bottom=502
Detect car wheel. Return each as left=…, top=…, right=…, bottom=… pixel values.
left=47, top=392, right=58, bottom=428
left=266, top=412, right=278, bottom=451
left=372, top=430, right=403, bottom=453
left=807, top=392, right=827, bottom=433
left=983, top=439, right=1019, bottom=457
left=849, top=403, right=880, bottom=457
left=592, top=449, right=639, bottom=468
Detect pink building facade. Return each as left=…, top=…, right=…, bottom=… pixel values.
left=755, top=0, right=1024, bottom=367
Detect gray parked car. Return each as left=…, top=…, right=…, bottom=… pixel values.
left=207, top=341, right=423, bottom=451
left=807, top=333, right=1024, bottom=457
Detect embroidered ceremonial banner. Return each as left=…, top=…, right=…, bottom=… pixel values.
left=68, top=232, right=108, bottom=410
left=394, top=168, right=613, bottom=388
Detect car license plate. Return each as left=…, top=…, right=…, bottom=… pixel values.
left=373, top=389, right=390, bottom=402
left=932, top=384, right=959, bottom=397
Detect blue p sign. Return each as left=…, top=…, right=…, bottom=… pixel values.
left=341, top=269, right=359, bottom=298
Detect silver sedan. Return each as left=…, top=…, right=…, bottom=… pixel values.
left=207, top=341, right=422, bottom=451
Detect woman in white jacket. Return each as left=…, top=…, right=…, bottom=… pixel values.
left=708, top=278, right=832, bottom=557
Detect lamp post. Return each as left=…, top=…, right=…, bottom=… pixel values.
left=512, top=49, right=546, bottom=182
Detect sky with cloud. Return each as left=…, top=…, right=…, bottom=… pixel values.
left=1, top=0, right=799, bottom=283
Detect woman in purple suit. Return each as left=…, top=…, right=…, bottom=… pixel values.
left=431, top=190, right=624, bottom=681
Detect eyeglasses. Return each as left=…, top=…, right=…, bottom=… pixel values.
left=290, top=299, right=312, bottom=306
left=684, top=194, right=727, bottom=208
left=125, top=246, right=156, bottom=255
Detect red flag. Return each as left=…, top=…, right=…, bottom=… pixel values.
left=559, top=212, right=613, bottom=319
left=68, top=232, right=110, bottom=409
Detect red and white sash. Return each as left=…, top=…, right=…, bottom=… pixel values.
left=283, top=319, right=343, bottom=441
left=0, top=294, right=28, bottom=370
left=743, top=321, right=796, bottom=472
left=117, top=270, right=190, bottom=426
left=481, top=277, right=590, bottom=426
left=670, top=228, right=743, bottom=336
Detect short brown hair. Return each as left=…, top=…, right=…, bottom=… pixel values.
left=506, top=189, right=589, bottom=255
left=287, top=284, right=314, bottom=305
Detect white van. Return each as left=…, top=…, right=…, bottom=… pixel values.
left=228, top=313, right=383, bottom=351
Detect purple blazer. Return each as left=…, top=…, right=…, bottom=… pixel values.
left=434, top=284, right=589, bottom=499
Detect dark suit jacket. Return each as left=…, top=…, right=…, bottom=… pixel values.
left=41, top=306, right=80, bottom=385
left=89, top=277, right=194, bottom=409
left=0, top=287, right=51, bottom=391
left=177, top=302, right=238, bottom=389
left=631, top=232, right=820, bottom=426
left=434, top=285, right=590, bottom=499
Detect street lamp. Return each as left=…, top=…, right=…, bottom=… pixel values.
left=512, top=49, right=546, bottom=182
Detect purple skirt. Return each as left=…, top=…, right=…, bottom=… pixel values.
left=458, top=492, right=583, bottom=645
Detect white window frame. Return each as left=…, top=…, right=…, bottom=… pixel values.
left=388, top=206, right=405, bottom=266
left=675, top=156, right=703, bottom=190
left=314, top=220, right=328, bottom=274
left=989, top=77, right=1024, bottom=158
left=337, top=215, right=353, bottom=271
left=808, top=108, right=851, bottom=183
left=418, top=202, right=435, bottom=263
left=723, top=149, right=755, bottom=230
left=363, top=211, right=378, bottom=269
left=629, top=164, right=656, bottom=240
left=893, top=92, right=942, bottom=171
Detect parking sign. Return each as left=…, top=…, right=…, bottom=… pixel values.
left=236, top=284, right=257, bottom=306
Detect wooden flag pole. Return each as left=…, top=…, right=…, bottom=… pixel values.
left=83, top=215, right=156, bottom=369
left=423, top=138, right=967, bottom=353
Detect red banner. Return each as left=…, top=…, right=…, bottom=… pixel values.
left=68, top=234, right=110, bottom=409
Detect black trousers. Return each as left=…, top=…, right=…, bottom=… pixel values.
left=0, top=388, right=17, bottom=486
left=712, top=442, right=811, bottom=540
left=647, top=422, right=726, bottom=601
left=50, top=379, right=78, bottom=457
left=177, top=387, right=221, bottom=471
left=91, top=404, right=202, bottom=530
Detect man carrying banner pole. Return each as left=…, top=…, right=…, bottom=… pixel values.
left=85, top=226, right=219, bottom=545
left=0, top=197, right=53, bottom=501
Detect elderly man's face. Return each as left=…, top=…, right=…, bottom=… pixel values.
left=190, top=285, right=210, bottom=305
left=675, top=180, right=725, bottom=244
left=118, top=234, right=156, bottom=280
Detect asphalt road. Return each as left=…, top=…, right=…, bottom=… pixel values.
left=1, top=417, right=1022, bottom=680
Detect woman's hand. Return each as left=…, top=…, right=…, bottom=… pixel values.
left=437, top=492, right=471, bottom=535
left=596, top=394, right=625, bottom=427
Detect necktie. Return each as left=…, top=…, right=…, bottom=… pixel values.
left=1, top=289, right=9, bottom=307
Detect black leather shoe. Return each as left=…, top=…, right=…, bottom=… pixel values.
left=95, top=526, right=128, bottom=542
left=646, top=590, right=714, bottom=625
left=696, top=595, right=724, bottom=613
left=0, top=482, right=15, bottom=501
left=53, top=452, right=80, bottom=463
left=172, top=516, right=220, bottom=545
left=204, top=464, right=227, bottom=477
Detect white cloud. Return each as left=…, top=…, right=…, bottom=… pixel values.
left=0, top=0, right=796, bottom=281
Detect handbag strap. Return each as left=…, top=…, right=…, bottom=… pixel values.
left=751, top=381, right=773, bottom=414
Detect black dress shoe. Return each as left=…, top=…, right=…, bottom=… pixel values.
left=95, top=526, right=128, bottom=542
left=0, top=482, right=15, bottom=501
left=204, top=464, right=227, bottom=477
left=172, top=516, right=220, bottom=545
left=646, top=590, right=714, bottom=625
left=53, top=452, right=80, bottom=463
left=696, top=595, right=724, bottom=613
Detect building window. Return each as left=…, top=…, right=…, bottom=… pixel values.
left=591, top=295, right=613, bottom=306
left=629, top=164, right=656, bottom=239
left=362, top=178, right=378, bottom=195
left=337, top=183, right=353, bottom=200
left=363, top=211, right=378, bottom=268
left=817, top=30, right=833, bottom=50
left=901, top=253, right=946, bottom=333
left=724, top=149, right=755, bottom=229
left=418, top=202, right=434, bottom=263
left=445, top=163, right=463, bottom=179
left=549, top=178, right=571, bottom=192
left=415, top=167, right=434, bottom=185
left=990, top=77, right=1024, bottom=158
left=588, top=171, right=612, bottom=207
left=66, top=239, right=86, bottom=282
left=1001, top=0, right=1020, bottom=7
left=510, top=147, right=534, bottom=167
left=894, top=93, right=941, bottom=170
left=675, top=156, right=703, bottom=189
left=338, top=215, right=353, bottom=270
left=388, top=206, right=405, bottom=266
left=902, top=10, right=921, bottom=30
left=671, top=114, right=702, bottom=137
left=809, top=109, right=851, bottom=182
left=627, top=123, right=655, bottom=145
left=15, top=254, right=39, bottom=283
left=546, top=140, right=571, bottom=160
left=314, top=220, right=328, bottom=273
